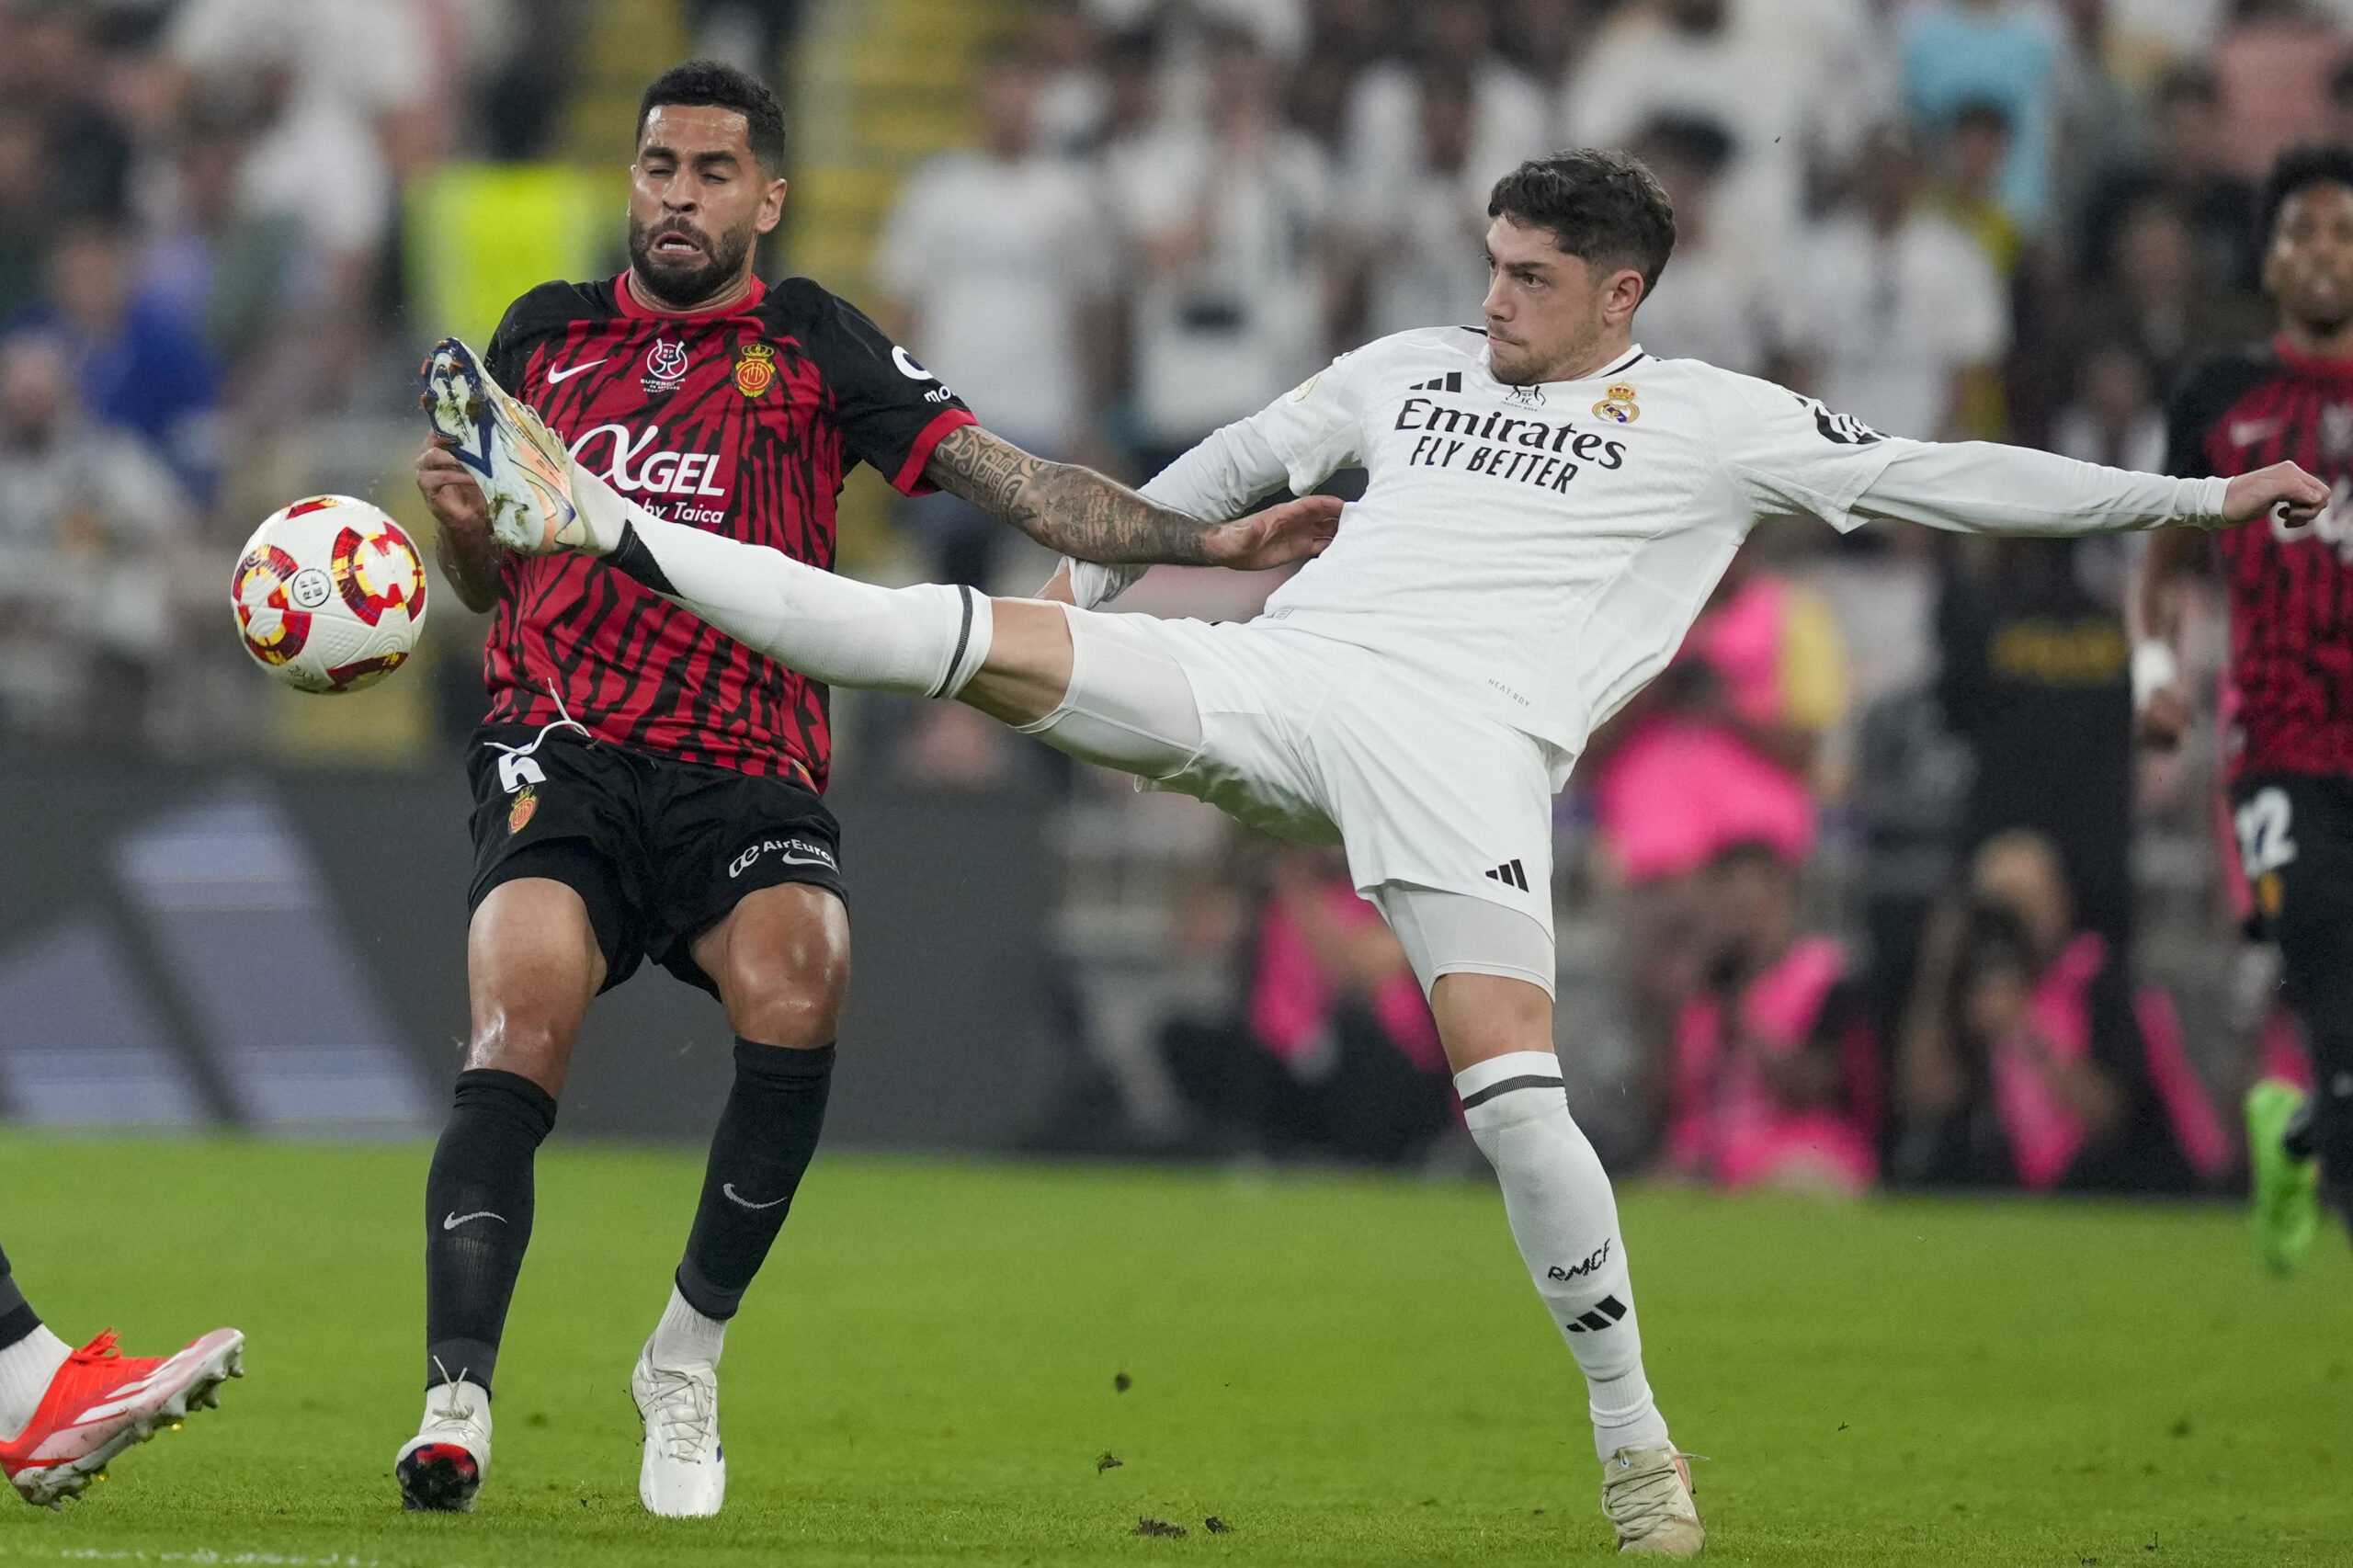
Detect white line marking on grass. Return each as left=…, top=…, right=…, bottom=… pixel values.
left=0, top=1548, right=380, bottom=1567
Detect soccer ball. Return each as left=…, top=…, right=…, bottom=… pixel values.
left=232, top=494, right=429, bottom=694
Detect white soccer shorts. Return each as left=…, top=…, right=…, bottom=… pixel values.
left=1023, top=608, right=1561, bottom=994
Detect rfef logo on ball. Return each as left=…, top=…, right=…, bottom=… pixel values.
left=733, top=341, right=778, bottom=399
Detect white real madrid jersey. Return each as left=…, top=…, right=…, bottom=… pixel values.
left=1074, top=325, right=2226, bottom=767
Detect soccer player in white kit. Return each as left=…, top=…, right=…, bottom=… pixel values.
left=427, top=150, right=2325, bottom=1555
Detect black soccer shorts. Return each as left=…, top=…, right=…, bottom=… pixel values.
left=2231, top=772, right=2353, bottom=1153
left=465, top=723, right=846, bottom=996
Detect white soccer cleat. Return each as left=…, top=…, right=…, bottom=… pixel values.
left=2, top=1328, right=244, bottom=1507
left=1601, top=1446, right=1704, bottom=1556
left=421, top=336, right=586, bottom=555
left=394, top=1379, right=493, bottom=1513
left=631, top=1342, right=724, bottom=1517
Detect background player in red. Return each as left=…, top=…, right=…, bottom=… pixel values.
left=2137, top=144, right=2353, bottom=1270
left=407, top=62, right=1334, bottom=1517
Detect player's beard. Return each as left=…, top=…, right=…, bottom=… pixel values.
left=627, top=214, right=757, bottom=311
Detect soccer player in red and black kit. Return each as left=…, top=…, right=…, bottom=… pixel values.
left=404, top=62, right=1334, bottom=1517
left=2139, top=144, right=2353, bottom=1271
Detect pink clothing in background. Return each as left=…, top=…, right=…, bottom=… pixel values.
left=1249, top=883, right=1445, bottom=1075
left=1992, top=931, right=2108, bottom=1189
left=1595, top=574, right=1818, bottom=882
left=1668, top=935, right=1879, bottom=1193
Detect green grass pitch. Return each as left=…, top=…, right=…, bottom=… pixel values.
left=1, top=1138, right=2347, bottom=1566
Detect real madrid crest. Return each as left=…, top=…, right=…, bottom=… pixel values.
left=1591, top=381, right=1640, bottom=424
left=735, top=341, right=778, bottom=400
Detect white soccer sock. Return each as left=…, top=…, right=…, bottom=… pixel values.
left=0, top=1324, right=70, bottom=1440
left=646, top=1284, right=728, bottom=1368
left=1456, top=1051, right=1671, bottom=1460
left=569, top=458, right=994, bottom=699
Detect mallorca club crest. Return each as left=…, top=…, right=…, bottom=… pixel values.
left=734, top=341, right=777, bottom=400
left=643, top=338, right=689, bottom=393
left=507, top=783, right=539, bottom=835
left=1591, top=381, right=1640, bottom=424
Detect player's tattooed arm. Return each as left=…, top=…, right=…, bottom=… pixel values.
left=923, top=426, right=1340, bottom=571
left=416, top=439, right=508, bottom=612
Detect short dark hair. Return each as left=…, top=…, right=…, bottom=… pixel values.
left=2262, top=143, right=2353, bottom=244
left=637, top=60, right=786, bottom=171
left=1488, top=148, right=1677, bottom=292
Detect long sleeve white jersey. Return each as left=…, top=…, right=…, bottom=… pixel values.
left=1068, top=326, right=2228, bottom=760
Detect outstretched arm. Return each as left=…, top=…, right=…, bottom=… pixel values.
left=922, top=424, right=1337, bottom=571
left=1847, top=443, right=2325, bottom=535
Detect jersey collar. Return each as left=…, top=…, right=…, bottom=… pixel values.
left=2272, top=332, right=2353, bottom=377
left=616, top=269, right=768, bottom=320
left=1478, top=340, right=1649, bottom=389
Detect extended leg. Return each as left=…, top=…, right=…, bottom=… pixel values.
left=577, top=468, right=1208, bottom=775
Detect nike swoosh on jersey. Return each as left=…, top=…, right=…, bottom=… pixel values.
left=442, top=1210, right=506, bottom=1230
left=722, top=1183, right=790, bottom=1210
left=2230, top=417, right=2286, bottom=447
left=546, top=358, right=607, bottom=384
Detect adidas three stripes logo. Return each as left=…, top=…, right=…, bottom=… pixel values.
left=1563, top=1295, right=1629, bottom=1335
left=1483, top=858, right=1530, bottom=892
left=1410, top=372, right=1463, bottom=392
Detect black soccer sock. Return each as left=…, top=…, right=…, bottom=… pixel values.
left=0, top=1243, right=39, bottom=1351
left=424, top=1068, right=558, bottom=1394
left=676, top=1039, right=835, bottom=1320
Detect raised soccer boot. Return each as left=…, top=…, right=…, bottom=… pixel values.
left=631, top=1341, right=724, bottom=1517
left=2246, top=1077, right=2319, bottom=1273
left=1601, top=1446, right=1704, bottom=1556
left=395, top=1378, right=493, bottom=1512
left=421, top=337, right=587, bottom=555
left=2, top=1327, right=243, bottom=1507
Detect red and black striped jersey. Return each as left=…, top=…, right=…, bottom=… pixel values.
left=2165, top=338, right=2353, bottom=781
left=480, top=271, right=975, bottom=785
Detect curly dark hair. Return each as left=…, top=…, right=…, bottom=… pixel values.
left=1487, top=148, right=1677, bottom=292
left=2261, top=142, right=2353, bottom=244
left=638, top=60, right=786, bottom=172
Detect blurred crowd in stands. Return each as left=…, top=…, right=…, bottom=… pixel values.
left=0, top=0, right=2336, bottom=1189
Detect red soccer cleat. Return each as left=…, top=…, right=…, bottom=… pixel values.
left=1, top=1328, right=244, bottom=1507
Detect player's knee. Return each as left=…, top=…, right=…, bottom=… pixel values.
left=724, top=977, right=844, bottom=1050
left=1431, top=971, right=1555, bottom=1066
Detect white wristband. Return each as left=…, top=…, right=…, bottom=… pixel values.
left=2131, top=639, right=2180, bottom=710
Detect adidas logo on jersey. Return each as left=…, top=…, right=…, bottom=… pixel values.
left=1483, top=858, right=1531, bottom=892
left=1410, top=371, right=1463, bottom=392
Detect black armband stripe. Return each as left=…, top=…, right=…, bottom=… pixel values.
left=605, top=521, right=678, bottom=596
left=1459, top=1074, right=1566, bottom=1110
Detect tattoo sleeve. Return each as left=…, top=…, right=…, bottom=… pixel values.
left=922, top=425, right=1217, bottom=565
